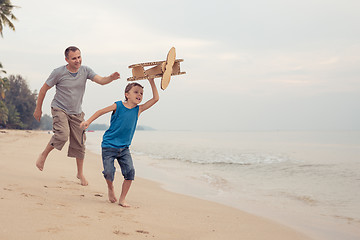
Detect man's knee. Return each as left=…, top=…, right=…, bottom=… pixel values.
left=56, top=132, right=69, bottom=143
left=67, top=146, right=85, bottom=159
left=50, top=132, right=69, bottom=150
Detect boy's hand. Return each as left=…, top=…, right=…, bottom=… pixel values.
left=80, top=121, right=89, bottom=130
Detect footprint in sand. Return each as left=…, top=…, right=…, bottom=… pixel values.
left=38, top=227, right=62, bottom=233
left=113, top=230, right=130, bottom=236
left=3, top=184, right=19, bottom=192
left=21, top=192, right=36, bottom=198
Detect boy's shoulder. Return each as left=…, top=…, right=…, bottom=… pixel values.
left=115, top=100, right=123, bottom=106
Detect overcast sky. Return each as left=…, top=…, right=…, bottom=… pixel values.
left=1, top=0, right=359, bottom=131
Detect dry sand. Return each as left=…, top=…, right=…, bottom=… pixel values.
left=0, top=130, right=313, bottom=240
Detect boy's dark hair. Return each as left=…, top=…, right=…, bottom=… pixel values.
left=65, top=46, right=80, bottom=58
left=125, top=82, right=143, bottom=101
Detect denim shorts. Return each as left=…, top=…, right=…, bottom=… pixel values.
left=101, top=147, right=135, bottom=181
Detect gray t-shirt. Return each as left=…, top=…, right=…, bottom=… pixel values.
left=46, top=65, right=97, bottom=114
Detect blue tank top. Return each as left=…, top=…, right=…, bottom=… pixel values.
left=101, top=101, right=139, bottom=148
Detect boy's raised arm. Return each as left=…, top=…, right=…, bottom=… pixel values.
left=139, top=78, right=159, bottom=115
left=80, top=103, right=117, bottom=129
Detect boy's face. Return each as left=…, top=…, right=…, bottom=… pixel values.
left=126, top=86, right=143, bottom=104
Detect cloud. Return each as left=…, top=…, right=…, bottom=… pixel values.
left=318, top=57, right=339, bottom=65
left=218, top=53, right=241, bottom=61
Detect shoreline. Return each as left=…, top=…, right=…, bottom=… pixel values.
left=1, top=130, right=313, bottom=239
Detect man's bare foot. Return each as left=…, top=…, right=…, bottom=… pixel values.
left=108, top=188, right=117, bottom=203
left=119, top=201, right=131, bottom=207
left=77, top=174, right=89, bottom=186
left=36, top=154, right=46, bottom=171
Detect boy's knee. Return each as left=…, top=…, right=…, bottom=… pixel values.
left=124, top=168, right=135, bottom=180
left=102, top=170, right=115, bottom=182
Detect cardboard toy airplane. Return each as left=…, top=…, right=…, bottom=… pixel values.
left=127, top=47, right=186, bottom=90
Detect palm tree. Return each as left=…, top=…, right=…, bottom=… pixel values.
left=0, top=62, right=9, bottom=126
left=0, top=62, right=8, bottom=99
left=0, top=0, right=17, bottom=126
left=0, top=0, right=17, bottom=37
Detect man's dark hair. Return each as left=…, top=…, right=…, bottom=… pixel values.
left=65, top=46, right=80, bottom=58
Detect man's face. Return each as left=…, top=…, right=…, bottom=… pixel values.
left=65, top=50, right=82, bottom=71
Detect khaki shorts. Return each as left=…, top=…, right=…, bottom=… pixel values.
left=49, top=107, right=86, bottom=159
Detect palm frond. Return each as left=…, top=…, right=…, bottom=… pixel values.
left=1, top=15, right=15, bottom=30
left=0, top=0, right=18, bottom=37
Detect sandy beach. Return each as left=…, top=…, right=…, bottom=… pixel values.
left=0, top=130, right=312, bottom=240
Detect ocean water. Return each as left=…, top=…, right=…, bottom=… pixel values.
left=85, top=130, right=360, bottom=240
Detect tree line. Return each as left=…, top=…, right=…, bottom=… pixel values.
left=0, top=74, right=52, bottom=130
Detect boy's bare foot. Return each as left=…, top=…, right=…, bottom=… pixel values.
left=119, top=201, right=131, bottom=208
left=36, top=154, right=46, bottom=171
left=108, top=188, right=117, bottom=203
left=77, top=174, right=89, bottom=186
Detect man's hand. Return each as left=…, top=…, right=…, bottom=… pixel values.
left=33, top=108, right=42, bottom=122
left=110, top=72, right=120, bottom=81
